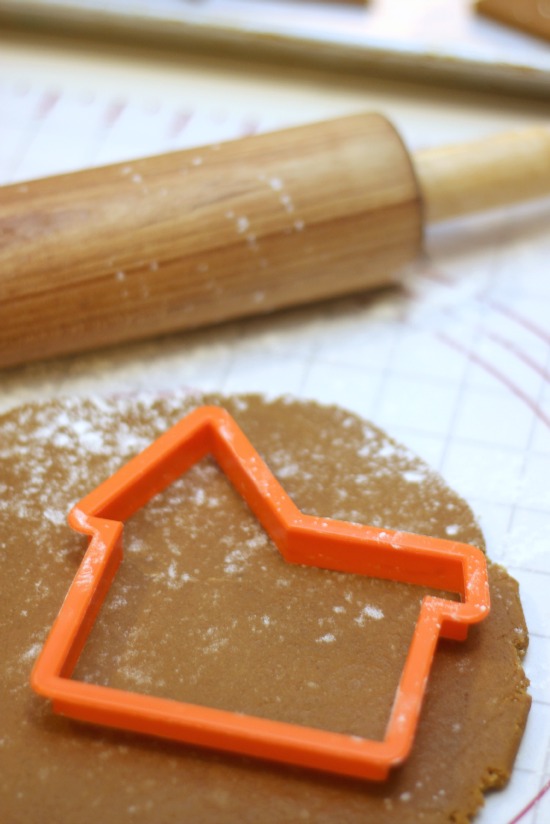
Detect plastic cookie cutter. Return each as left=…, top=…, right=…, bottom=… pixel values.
left=31, top=405, right=490, bottom=781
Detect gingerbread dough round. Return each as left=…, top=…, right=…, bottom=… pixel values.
left=0, top=394, right=530, bottom=823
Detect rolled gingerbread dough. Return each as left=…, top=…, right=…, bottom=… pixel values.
left=0, top=393, right=530, bottom=823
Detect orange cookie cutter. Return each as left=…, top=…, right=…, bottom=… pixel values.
left=31, top=405, right=490, bottom=781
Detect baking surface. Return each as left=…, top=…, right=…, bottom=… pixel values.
left=1, top=33, right=550, bottom=823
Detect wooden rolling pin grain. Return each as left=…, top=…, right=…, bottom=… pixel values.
left=1, top=112, right=549, bottom=368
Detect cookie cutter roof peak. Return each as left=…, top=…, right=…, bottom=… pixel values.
left=31, top=404, right=490, bottom=781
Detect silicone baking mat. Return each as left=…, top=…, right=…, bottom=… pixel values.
left=1, top=73, right=549, bottom=823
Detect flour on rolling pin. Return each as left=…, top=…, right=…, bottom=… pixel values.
left=0, top=112, right=549, bottom=368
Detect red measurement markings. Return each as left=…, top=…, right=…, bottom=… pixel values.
left=168, top=109, right=193, bottom=139
left=103, top=98, right=127, bottom=128
left=239, top=117, right=261, bottom=137
left=34, top=90, right=60, bottom=120
left=486, top=330, right=550, bottom=383
left=508, top=776, right=550, bottom=824
left=438, top=302, right=550, bottom=384
left=486, top=299, right=550, bottom=347
left=437, top=331, right=550, bottom=430
left=416, top=269, right=550, bottom=389
left=416, top=268, right=550, bottom=356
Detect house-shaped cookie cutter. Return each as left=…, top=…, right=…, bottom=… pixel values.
left=31, top=405, right=490, bottom=781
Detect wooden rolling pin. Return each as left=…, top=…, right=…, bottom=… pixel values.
left=1, top=112, right=549, bottom=368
